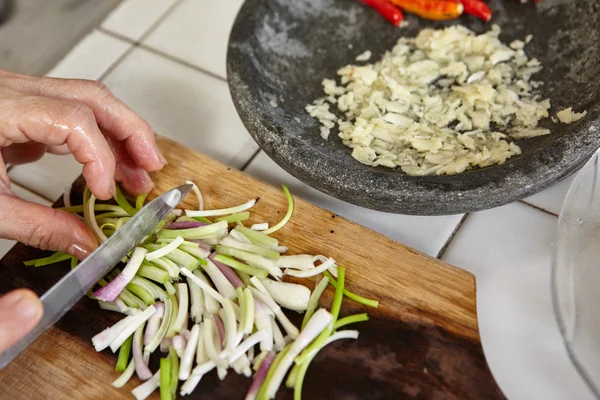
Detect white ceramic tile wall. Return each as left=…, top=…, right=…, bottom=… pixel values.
left=143, top=0, right=244, bottom=79
left=102, top=47, right=258, bottom=169
left=101, top=0, right=178, bottom=41
left=3, top=1, right=594, bottom=399
left=245, top=151, right=464, bottom=257
left=443, top=203, right=594, bottom=400
left=46, top=30, right=131, bottom=81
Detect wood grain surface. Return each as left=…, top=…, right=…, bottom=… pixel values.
left=0, top=136, right=504, bottom=399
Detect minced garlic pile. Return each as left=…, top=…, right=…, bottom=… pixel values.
left=306, top=25, right=584, bottom=176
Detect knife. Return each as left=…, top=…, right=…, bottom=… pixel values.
left=0, top=183, right=192, bottom=369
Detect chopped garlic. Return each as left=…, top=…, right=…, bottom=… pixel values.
left=556, top=107, right=587, bottom=125
left=355, top=50, right=372, bottom=62
left=306, top=25, right=567, bottom=176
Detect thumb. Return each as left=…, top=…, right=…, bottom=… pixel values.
left=0, top=289, right=43, bottom=353
left=0, top=193, right=98, bottom=259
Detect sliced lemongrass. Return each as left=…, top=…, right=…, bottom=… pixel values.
left=63, top=184, right=73, bottom=207
left=119, top=288, right=145, bottom=310
left=271, top=317, right=286, bottom=352
left=302, top=277, right=329, bottom=330
left=60, top=204, right=125, bottom=213
left=163, top=280, right=176, bottom=296
left=185, top=198, right=256, bottom=217
left=252, top=350, right=268, bottom=371
left=98, top=300, right=122, bottom=313
left=166, top=283, right=188, bottom=336
left=172, top=335, right=187, bottom=358
left=144, top=303, right=164, bottom=345
left=95, top=210, right=131, bottom=219
left=238, top=289, right=253, bottom=335
left=221, top=298, right=238, bottom=349
left=84, top=189, right=107, bottom=243
left=133, top=322, right=152, bottom=380
left=145, top=236, right=184, bottom=261
left=214, top=314, right=225, bottom=344
left=179, top=324, right=200, bottom=381
left=335, top=313, right=369, bottom=330
left=219, top=236, right=280, bottom=260
left=156, top=238, right=202, bottom=246
left=203, top=316, right=228, bottom=369
left=151, top=258, right=180, bottom=278
left=186, top=180, right=204, bottom=211
left=180, top=360, right=216, bottom=396
left=196, top=323, right=208, bottom=364
left=181, top=268, right=225, bottom=305
left=114, top=183, right=137, bottom=216
left=256, top=344, right=291, bottom=399
left=262, top=185, right=293, bottom=234
left=112, top=359, right=135, bottom=388
left=322, top=270, right=379, bottom=308
left=148, top=247, right=199, bottom=270
left=275, top=255, right=316, bottom=271
left=137, top=264, right=169, bottom=284
left=248, top=343, right=255, bottom=363
left=253, top=301, right=274, bottom=352
left=231, top=354, right=251, bottom=376
left=159, top=357, right=172, bottom=400
left=169, top=348, right=179, bottom=398
left=135, top=193, right=147, bottom=211
left=221, top=330, right=268, bottom=364
left=24, top=251, right=71, bottom=267
left=215, top=212, right=250, bottom=224
left=160, top=337, right=173, bottom=353
left=125, top=283, right=154, bottom=305
left=208, top=253, right=245, bottom=288
left=131, top=276, right=166, bottom=301
left=158, top=220, right=228, bottom=240
left=132, top=370, right=160, bottom=400
left=203, top=259, right=237, bottom=299
left=265, top=309, right=333, bottom=399
left=233, top=225, right=278, bottom=249
left=213, top=254, right=268, bottom=279
left=217, top=366, right=227, bottom=380
left=172, top=209, right=183, bottom=217
left=271, top=245, right=288, bottom=254
left=215, top=246, right=281, bottom=279
left=250, top=223, right=269, bottom=231
left=246, top=351, right=275, bottom=400
left=284, top=257, right=336, bottom=278
left=180, top=245, right=211, bottom=261
left=230, top=229, right=253, bottom=244
left=188, top=277, right=204, bottom=323
left=249, top=277, right=300, bottom=339
left=259, top=279, right=310, bottom=313
left=93, top=315, right=137, bottom=352
left=293, top=330, right=359, bottom=400
left=192, top=270, right=220, bottom=314
left=93, top=248, right=147, bottom=302
left=145, top=298, right=172, bottom=353
left=109, top=305, right=156, bottom=352
left=115, top=334, right=133, bottom=372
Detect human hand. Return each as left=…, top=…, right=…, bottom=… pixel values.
left=0, top=69, right=166, bottom=352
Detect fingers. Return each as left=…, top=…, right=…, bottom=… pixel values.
left=2, top=75, right=166, bottom=172
left=0, top=193, right=98, bottom=258
left=0, top=289, right=43, bottom=353
left=46, top=144, right=70, bottom=155
left=107, top=136, right=153, bottom=195
left=0, top=94, right=116, bottom=200
left=1, top=142, right=48, bottom=164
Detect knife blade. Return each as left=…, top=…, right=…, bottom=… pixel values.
left=0, top=183, right=192, bottom=369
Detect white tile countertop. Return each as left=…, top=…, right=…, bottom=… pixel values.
left=3, top=1, right=594, bottom=399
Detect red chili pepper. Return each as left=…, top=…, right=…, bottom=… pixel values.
left=388, top=0, right=464, bottom=21
left=460, top=0, right=492, bottom=22
left=360, top=0, right=405, bottom=26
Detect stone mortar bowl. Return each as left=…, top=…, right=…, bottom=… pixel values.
left=227, top=0, right=600, bottom=215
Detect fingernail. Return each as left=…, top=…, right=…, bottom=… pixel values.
left=14, top=294, right=42, bottom=322
left=68, top=244, right=91, bottom=260
left=158, top=151, right=168, bottom=166
left=110, top=181, right=117, bottom=198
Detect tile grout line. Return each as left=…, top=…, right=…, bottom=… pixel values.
left=519, top=200, right=559, bottom=218
left=96, top=0, right=186, bottom=83
left=240, top=149, right=262, bottom=171
left=10, top=181, right=55, bottom=204
left=436, top=213, right=469, bottom=259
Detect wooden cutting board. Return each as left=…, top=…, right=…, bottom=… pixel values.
left=0, top=136, right=504, bottom=399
